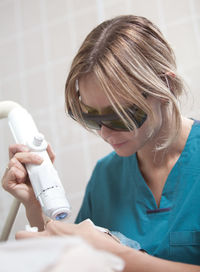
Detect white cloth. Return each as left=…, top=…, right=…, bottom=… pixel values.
left=0, top=236, right=124, bottom=272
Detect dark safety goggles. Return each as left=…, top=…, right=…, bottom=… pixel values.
left=69, top=102, right=147, bottom=131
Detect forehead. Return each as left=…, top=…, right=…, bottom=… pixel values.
left=78, top=73, right=112, bottom=110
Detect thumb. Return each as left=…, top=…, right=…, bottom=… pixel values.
left=15, top=229, right=48, bottom=240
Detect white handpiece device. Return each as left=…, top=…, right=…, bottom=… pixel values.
left=7, top=105, right=71, bottom=220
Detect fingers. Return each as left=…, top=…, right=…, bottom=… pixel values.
left=8, top=156, right=27, bottom=176
left=9, top=143, right=54, bottom=164
left=5, top=166, right=25, bottom=186
left=15, top=221, right=71, bottom=240
left=8, top=144, right=43, bottom=166
left=15, top=220, right=94, bottom=241
left=15, top=219, right=119, bottom=254
left=2, top=144, right=43, bottom=192
left=79, top=219, right=94, bottom=228
left=46, top=144, right=55, bottom=163
left=44, top=220, right=74, bottom=236
left=5, top=151, right=43, bottom=182
left=15, top=230, right=49, bottom=240
left=44, top=220, right=94, bottom=237
left=2, top=167, right=27, bottom=195
left=9, top=144, right=29, bottom=159
left=13, top=151, right=43, bottom=165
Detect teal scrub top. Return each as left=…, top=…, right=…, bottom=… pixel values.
left=76, top=120, right=200, bottom=265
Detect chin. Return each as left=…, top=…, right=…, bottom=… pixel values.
left=114, top=148, right=136, bottom=157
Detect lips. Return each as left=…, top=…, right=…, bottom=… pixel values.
left=111, top=141, right=128, bottom=149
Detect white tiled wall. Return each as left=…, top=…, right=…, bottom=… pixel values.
left=0, top=0, right=199, bottom=240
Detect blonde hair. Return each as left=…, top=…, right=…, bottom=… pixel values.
left=65, top=15, right=185, bottom=150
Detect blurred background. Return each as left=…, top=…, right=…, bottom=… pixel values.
left=0, top=0, right=199, bottom=239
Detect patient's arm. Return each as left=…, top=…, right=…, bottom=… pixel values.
left=16, top=220, right=200, bottom=272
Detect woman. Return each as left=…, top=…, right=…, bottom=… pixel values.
left=2, top=15, right=200, bottom=271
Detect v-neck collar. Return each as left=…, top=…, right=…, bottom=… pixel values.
left=132, top=120, right=198, bottom=211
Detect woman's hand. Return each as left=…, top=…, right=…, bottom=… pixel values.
left=17, top=219, right=200, bottom=272
left=15, top=220, right=200, bottom=272
left=16, top=219, right=123, bottom=253
left=1, top=143, right=55, bottom=230
left=2, top=144, right=42, bottom=206
left=2, top=143, right=55, bottom=205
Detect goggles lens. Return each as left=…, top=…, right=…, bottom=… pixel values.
left=69, top=102, right=147, bottom=131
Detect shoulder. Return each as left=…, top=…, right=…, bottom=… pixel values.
left=191, top=119, right=200, bottom=127
left=91, top=151, right=121, bottom=179
left=89, top=152, right=137, bottom=188
left=188, top=119, right=200, bottom=140
left=183, top=119, right=200, bottom=161
left=87, top=152, right=137, bottom=199
left=97, top=151, right=122, bottom=167
left=95, top=151, right=136, bottom=173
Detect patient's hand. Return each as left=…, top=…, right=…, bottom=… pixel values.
left=16, top=219, right=124, bottom=254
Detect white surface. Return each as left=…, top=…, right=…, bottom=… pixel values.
left=0, top=236, right=124, bottom=272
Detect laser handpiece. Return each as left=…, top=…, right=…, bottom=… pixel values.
left=0, top=101, right=71, bottom=221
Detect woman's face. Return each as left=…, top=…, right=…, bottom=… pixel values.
left=79, top=74, right=163, bottom=157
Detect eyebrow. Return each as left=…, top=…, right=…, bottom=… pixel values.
left=79, top=98, right=114, bottom=114
left=76, top=79, right=115, bottom=113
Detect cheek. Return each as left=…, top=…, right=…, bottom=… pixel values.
left=96, top=130, right=101, bottom=136
left=138, top=112, right=162, bottom=142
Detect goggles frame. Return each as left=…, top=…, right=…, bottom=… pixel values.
left=69, top=103, right=147, bottom=131
left=68, top=84, right=147, bottom=131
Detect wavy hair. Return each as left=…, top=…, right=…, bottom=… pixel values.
left=65, top=15, right=185, bottom=150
